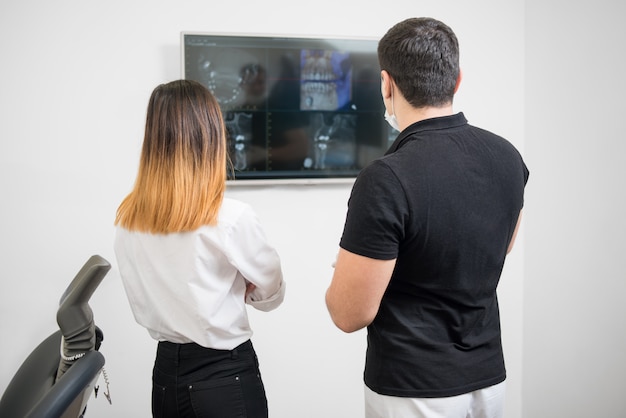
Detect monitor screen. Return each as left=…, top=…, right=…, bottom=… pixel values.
left=181, top=32, right=396, bottom=183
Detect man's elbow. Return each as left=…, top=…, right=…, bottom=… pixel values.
left=327, top=303, right=373, bottom=333
left=325, top=288, right=377, bottom=333
left=331, top=316, right=366, bottom=333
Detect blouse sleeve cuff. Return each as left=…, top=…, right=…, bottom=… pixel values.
left=246, top=280, right=286, bottom=312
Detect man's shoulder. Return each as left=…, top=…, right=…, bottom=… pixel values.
left=465, top=122, right=514, bottom=144
left=358, top=155, right=397, bottom=180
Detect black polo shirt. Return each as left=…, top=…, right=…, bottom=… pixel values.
left=340, top=112, right=529, bottom=397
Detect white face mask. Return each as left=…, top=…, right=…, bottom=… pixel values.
left=384, top=109, right=400, bottom=132
left=383, top=86, right=400, bottom=131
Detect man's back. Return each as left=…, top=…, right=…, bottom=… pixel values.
left=339, top=113, right=528, bottom=397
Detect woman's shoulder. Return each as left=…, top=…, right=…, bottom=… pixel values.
left=220, top=197, right=251, bottom=211
left=217, top=197, right=255, bottom=224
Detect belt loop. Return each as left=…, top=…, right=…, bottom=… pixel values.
left=231, top=347, right=239, bottom=360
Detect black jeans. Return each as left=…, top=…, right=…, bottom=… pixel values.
left=152, top=340, right=268, bottom=418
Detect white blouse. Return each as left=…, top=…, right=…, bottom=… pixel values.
left=114, top=198, right=285, bottom=350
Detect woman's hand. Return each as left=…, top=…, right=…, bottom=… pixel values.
left=245, top=281, right=257, bottom=300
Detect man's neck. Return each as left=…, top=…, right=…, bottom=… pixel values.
left=397, top=101, right=454, bottom=131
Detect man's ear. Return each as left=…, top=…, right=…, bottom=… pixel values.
left=454, top=68, right=463, bottom=93
left=380, top=70, right=393, bottom=99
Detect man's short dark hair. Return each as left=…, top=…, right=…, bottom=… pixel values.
left=378, top=17, right=460, bottom=108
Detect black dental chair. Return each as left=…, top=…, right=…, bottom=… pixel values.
left=0, top=255, right=111, bottom=418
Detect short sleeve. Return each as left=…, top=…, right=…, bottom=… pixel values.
left=339, top=160, right=408, bottom=260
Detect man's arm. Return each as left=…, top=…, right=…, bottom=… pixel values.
left=325, top=248, right=396, bottom=333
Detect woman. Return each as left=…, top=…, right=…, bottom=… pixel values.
left=114, top=79, right=285, bottom=417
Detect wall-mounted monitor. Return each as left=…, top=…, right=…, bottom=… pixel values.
left=181, top=32, right=396, bottom=184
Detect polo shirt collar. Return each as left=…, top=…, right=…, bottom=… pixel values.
left=385, top=112, right=468, bottom=155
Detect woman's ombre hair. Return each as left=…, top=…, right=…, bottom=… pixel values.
left=115, top=80, right=229, bottom=233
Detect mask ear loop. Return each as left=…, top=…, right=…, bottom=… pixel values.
left=382, top=74, right=395, bottom=116
left=390, top=85, right=396, bottom=117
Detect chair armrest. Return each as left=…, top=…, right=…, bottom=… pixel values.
left=27, top=350, right=105, bottom=418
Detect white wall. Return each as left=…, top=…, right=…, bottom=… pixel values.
left=0, top=1, right=527, bottom=417
left=524, top=1, right=626, bottom=417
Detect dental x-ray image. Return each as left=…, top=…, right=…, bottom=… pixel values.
left=305, top=112, right=357, bottom=170
left=182, top=32, right=393, bottom=181
left=300, top=50, right=352, bottom=111
left=224, top=112, right=254, bottom=171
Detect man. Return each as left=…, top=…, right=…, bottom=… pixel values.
left=326, top=17, right=529, bottom=418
